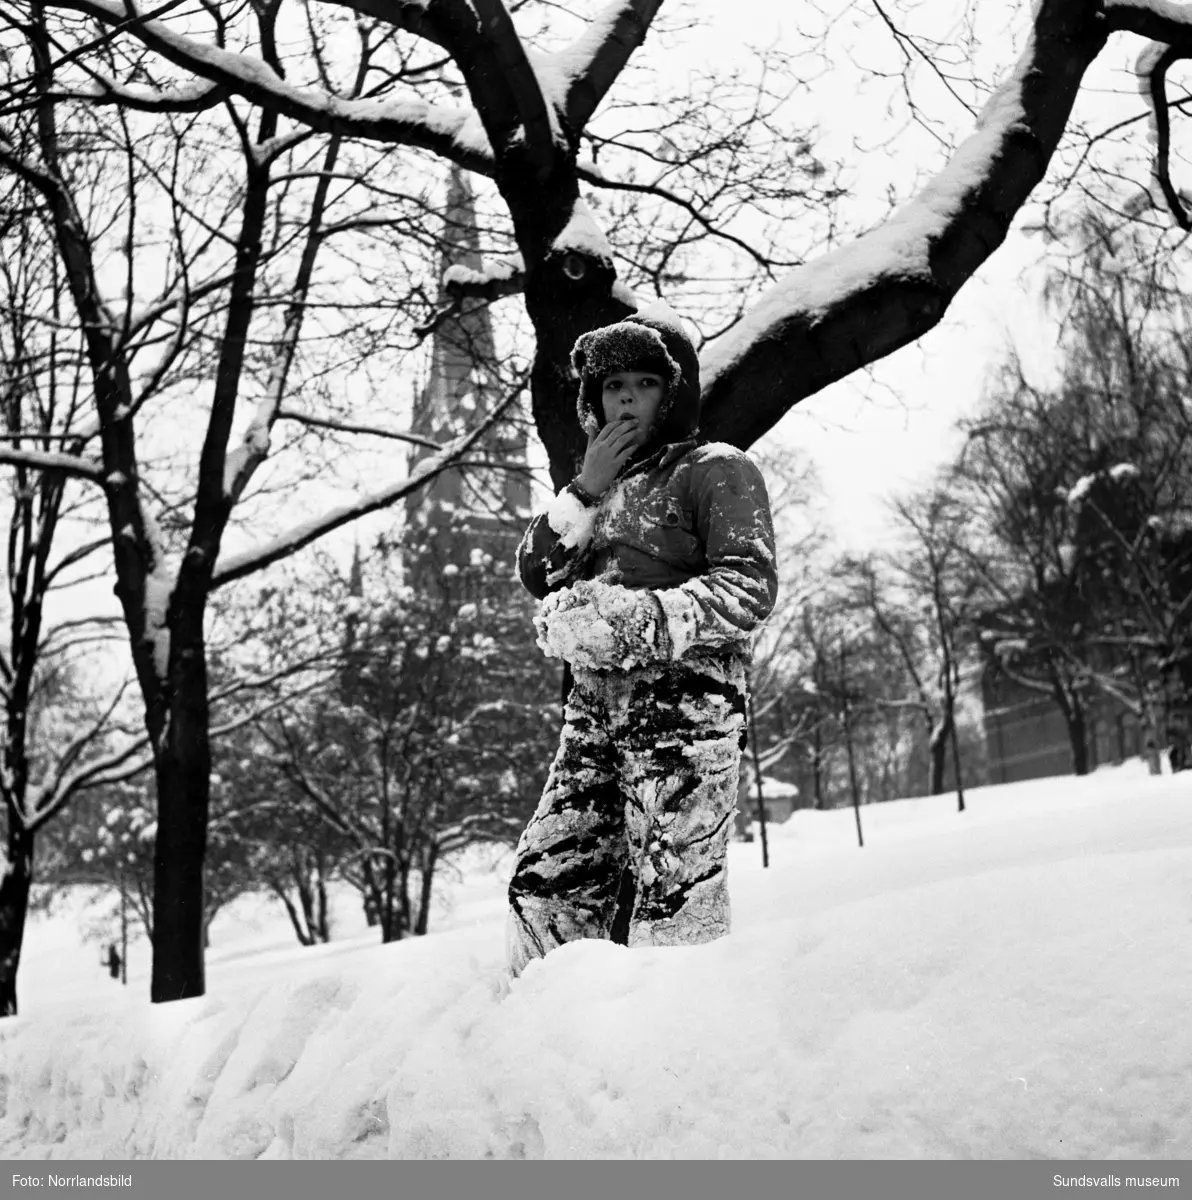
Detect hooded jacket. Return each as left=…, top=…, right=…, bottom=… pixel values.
left=516, top=307, right=778, bottom=670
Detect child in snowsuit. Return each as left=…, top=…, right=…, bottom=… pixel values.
left=507, top=303, right=778, bottom=978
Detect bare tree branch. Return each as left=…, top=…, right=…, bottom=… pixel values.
left=47, top=0, right=498, bottom=171
left=210, top=378, right=526, bottom=587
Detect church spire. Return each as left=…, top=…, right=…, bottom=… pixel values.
left=402, top=165, right=530, bottom=597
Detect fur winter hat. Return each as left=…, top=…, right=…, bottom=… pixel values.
left=572, top=304, right=701, bottom=445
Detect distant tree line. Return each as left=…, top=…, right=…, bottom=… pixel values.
left=744, top=209, right=1191, bottom=814
left=34, top=534, right=560, bottom=955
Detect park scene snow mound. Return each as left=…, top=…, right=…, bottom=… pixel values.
left=1, top=763, right=1190, bottom=1160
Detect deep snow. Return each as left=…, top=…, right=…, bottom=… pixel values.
left=2, top=763, right=1190, bottom=1159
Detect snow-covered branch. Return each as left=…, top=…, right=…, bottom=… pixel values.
left=50, top=0, right=497, bottom=170
left=414, top=255, right=525, bottom=338
left=211, top=380, right=526, bottom=588
left=28, top=727, right=154, bottom=833
left=1103, top=0, right=1192, bottom=43
left=0, top=446, right=104, bottom=481
left=560, top=0, right=662, bottom=131
left=698, top=0, right=1112, bottom=447
left=72, top=77, right=227, bottom=113
left=471, top=0, right=556, bottom=173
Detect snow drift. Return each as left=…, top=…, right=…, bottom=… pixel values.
left=1, top=764, right=1190, bottom=1159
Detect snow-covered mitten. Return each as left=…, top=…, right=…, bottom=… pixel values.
left=535, top=580, right=670, bottom=671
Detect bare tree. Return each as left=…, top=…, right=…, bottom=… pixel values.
left=5, top=0, right=1192, bottom=1002
left=1031, top=212, right=1192, bottom=769
left=846, top=488, right=976, bottom=804
left=0, top=175, right=151, bottom=1015
left=247, top=543, right=557, bottom=942
left=0, top=8, right=528, bottom=1002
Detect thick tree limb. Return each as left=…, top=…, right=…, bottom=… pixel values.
left=698, top=0, right=1111, bottom=447
left=1102, top=0, right=1192, bottom=42
left=470, top=0, right=555, bottom=174
left=563, top=0, right=662, bottom=131
left=1143, top=44, right=1191, bottom=229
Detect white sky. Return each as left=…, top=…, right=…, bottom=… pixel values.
left=7, top=762, right=1190, bottom=1157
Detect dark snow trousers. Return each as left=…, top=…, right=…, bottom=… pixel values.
left=507, top=648, right=748, bottom=977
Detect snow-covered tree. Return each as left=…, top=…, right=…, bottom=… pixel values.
left=0, top=176, right=151, bottom=1016
left=251, top=543, right=559, bottom=942
left=843, top=488, right=980, bottom=803
left=1033, top=214, right=1192, bottom=769
left=5, top=0, right=1192, bottom=1001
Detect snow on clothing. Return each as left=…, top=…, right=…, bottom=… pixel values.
left=507, top=309, right=778, bottom=977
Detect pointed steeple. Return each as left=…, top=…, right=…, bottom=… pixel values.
left=403, top=166, right=530, bottom=597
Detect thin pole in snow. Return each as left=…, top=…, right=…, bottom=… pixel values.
left=119, top=861, right=128, bottom=985
left=746, top=678, right=769, bottom=869
left=840, top=637, right=864, bottom=849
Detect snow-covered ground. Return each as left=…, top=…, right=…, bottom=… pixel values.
left=2, top=762, right=1190, bottom=1160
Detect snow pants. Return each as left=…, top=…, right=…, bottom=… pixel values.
left=507, top=648, right=749, bottom=977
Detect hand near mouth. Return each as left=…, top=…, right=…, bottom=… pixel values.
left=577, top=415, right=644, bottom=495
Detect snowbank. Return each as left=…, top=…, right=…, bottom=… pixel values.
left=2, top=766, right=1190, bottom=1159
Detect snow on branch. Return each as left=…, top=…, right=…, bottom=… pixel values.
left=559, top=0, right=663, bottom=130
left=53, top=0, right=496, bottom=169
left=0, top=446, right=104, bottom=481
left=443, top=253, right=525, bottom=296
left=27, top=707, right=154, bottom=834
left=696, top=1, right=1112, bottom=448
left=414, top=254, right=526, bottom=339
left=73, top=76, right=227, bottom=113
left=210, top=380, right=526, bottom=588
left=471, top=0, right=558, bottom=174
left=550, top=198, right=613, bottom=265
left=701, top=42, right=1038, bottom=390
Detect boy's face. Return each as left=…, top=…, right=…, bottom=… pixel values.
left=600, top=370, right=665, bottom=448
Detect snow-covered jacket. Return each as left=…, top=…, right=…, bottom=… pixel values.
left=516, top=307, right=778, bottom=673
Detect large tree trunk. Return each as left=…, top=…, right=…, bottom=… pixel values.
left=150, top=599, right=211, bottom=1004
left=928, top=713, right=951, bottom=796
left=496, top=154, right=631, bottom=493
left=1063, top=694, right=1090, bottom=777
left=0, top=817, right=33, bottom=1017
left=1166, top=659, right=1191, bottom=773
left=414, top=845, right=437, bottom=936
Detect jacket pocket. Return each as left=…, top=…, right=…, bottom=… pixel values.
left=644, top=497, right=695, bottom=533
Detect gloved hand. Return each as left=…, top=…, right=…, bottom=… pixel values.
left=534, top=579, right=670, bottom=671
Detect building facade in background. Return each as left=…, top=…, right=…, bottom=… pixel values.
left=980, top=674, right=1143, bottom=785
